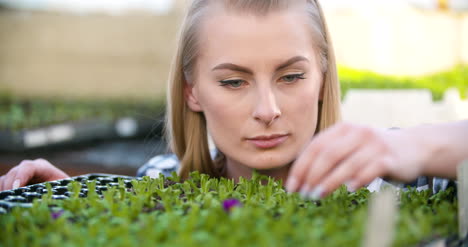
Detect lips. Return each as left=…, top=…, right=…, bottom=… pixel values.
left=246, top=134, right=289, bottom=149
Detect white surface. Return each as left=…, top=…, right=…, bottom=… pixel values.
left=342, top=88, right=468, bottom=128
left=23, top=124, right=76, bottom=147
left=115, top=118, right=138, bottom=137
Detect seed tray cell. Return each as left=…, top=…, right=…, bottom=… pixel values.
left=0, top=173, right=139, bottom=213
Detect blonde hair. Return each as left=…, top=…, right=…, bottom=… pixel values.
left=166, top=0, right=341, bottom=179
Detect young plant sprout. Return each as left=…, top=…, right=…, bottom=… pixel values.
left=0, top=173, right=461, bottom=246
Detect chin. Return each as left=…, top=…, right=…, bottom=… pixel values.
left=245, top=151, right=296, bottom=170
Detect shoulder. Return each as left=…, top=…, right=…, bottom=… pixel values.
left=137, top=149, right=219, bottom=178
left=137, top=153, right=181, bottom=178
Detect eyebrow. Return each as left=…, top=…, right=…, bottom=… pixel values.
left=211, top=56, right=309, bottom=74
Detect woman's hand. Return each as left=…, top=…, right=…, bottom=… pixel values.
left=286, top=122, right=431, bottom=199
left=0, top=159, right=69, bottom=191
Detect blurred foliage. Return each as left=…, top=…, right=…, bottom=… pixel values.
left=339, top=65, right=468, bottom=101
left=2, top=65, right=467, bottom=130
left=0, top=93, right=165, bottom=131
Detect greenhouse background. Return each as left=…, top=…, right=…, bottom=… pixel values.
left=0, top=0, right=467, bottom=176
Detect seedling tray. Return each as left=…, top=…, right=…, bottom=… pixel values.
left=0, top=172, right=465, bottom=247
left=0, top=173, right=139, bottom=213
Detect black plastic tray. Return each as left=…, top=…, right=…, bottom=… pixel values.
left=0, top=173, right=139, bottom=214
left=0, top=116, right=162, bottom=152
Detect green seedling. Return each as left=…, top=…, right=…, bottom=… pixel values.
left=0, top=172, right=459, bottom=247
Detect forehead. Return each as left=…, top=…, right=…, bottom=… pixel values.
left=197, top=7, right=317, bottom=68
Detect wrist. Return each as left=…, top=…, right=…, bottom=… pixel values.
left=409, top=124, right=452, bottom=178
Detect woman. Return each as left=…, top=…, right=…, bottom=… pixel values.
left=1, top=0, right=467, bottom=199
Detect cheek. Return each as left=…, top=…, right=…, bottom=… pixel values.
left=196, top=86, right=248, bottom=139
left=283, top=80, right=321, bottom=150
left=297, top=89, right=319, bottom=122
left=285, top=81, right=321, bottom=122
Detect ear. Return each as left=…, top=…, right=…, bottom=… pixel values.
left=184, top=83, right=203, bottom=112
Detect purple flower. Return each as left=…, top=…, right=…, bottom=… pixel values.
left=222, top=198, right=242, bottom=212
left=51, top=210, right=64, bottom=220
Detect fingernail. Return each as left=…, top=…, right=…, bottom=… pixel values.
left=12, top=179, right=20, bottom=189
left=285, top=177, right=298, bottom=192
left=308, top=185, right=324, bottom=200
left=345, top=180, right=357, bottom=192
left=299, top=185, right=310, bottom=198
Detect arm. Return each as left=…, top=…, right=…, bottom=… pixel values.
left=286, top=120, right=468, bottom=199
left=406, top=120, right=468, bottom=179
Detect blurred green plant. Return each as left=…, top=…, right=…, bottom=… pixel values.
left=2, top=65, right=467, bottom=130
left=0, top=172, right=458, bottom=247
left=339, top=65, right=468, bottom=101
left=0, top=93, right=165, bottom=131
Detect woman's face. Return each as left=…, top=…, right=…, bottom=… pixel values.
left=186, top=7, right=323, bottom=174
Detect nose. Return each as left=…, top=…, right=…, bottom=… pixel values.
left=252, top=86, right=281, bottom=126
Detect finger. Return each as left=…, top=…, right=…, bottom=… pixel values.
left=3, top=166, right=20, bottom=190
left=299, top=128, right=368, bottom=197
left=0, top=175, right=5, bottom=191
left=287, top=123, right=348, bottom=192
left=0, top=174, right=9, bottom=191
left=351, top=157, right=392, bottom=191
left=33, top=158, right=69, bottom=182
left=316, top=145, right=377, bottom=198
left=14, top=166, right=39, bottom=187
left=4, top=169, right=20, bottom=190
left=4, top=160, right=37, bottom=190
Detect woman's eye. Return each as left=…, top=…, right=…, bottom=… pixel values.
left=280, top=73, right=306, bottom=83
left=219, top=80, right=245, bottom=88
